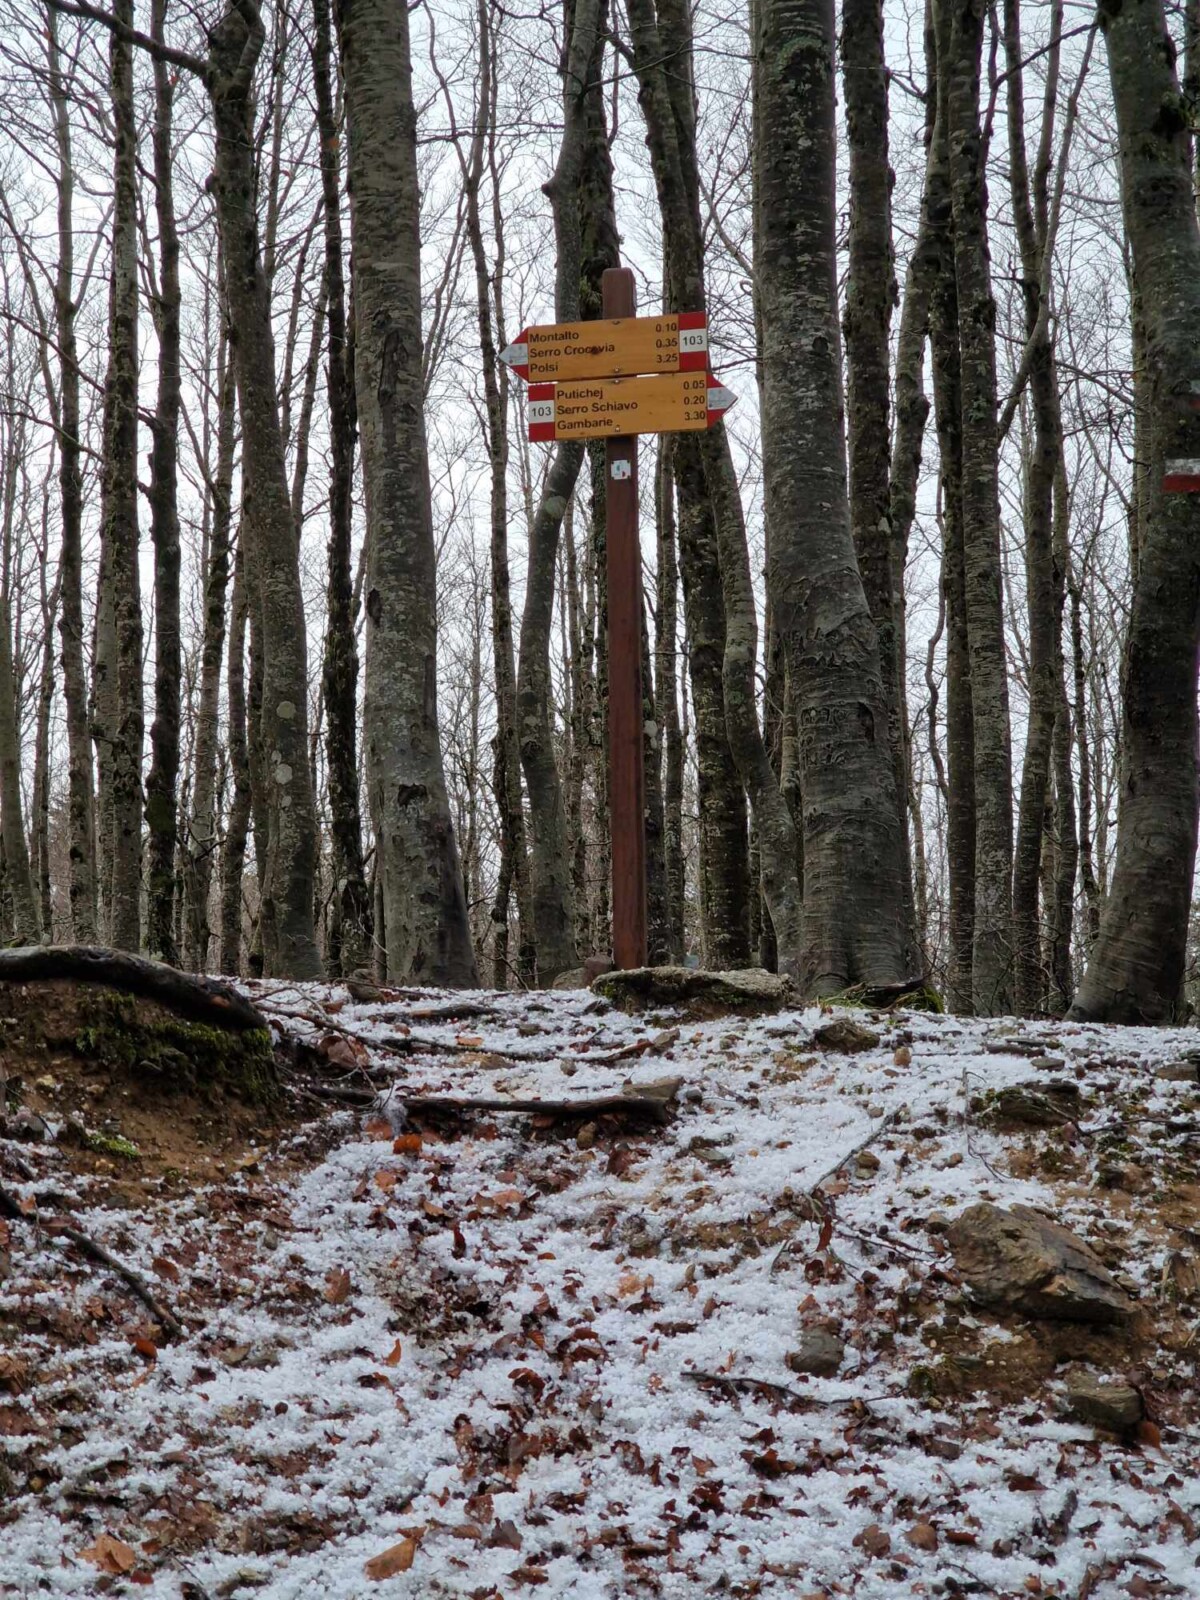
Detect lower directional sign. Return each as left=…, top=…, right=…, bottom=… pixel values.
left=1163, top=459, right=1200, bottom=492
left=527, top=371, right=736, bottom=442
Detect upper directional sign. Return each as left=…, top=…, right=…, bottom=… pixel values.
left=502, top=313, right=707, bottom=383
left=527, top=371, right=736, bottom=442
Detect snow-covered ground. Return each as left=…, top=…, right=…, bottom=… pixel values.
left=3, top=984, right=1200, bottom=1597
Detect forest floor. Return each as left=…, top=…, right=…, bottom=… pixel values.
left=3, top=979, right=1200, bottom=1598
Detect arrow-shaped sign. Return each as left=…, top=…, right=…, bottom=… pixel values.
left=1163, top=458, right=1200, bottom=492
left=527, top=371, right=736, bottom=442
left=502, top=313, right=708, bottom=383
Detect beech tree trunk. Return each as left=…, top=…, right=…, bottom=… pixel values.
left=314, top=0, right=371, bottom=978
left=48, top=12, right=97, bottom=944
left=842, top=0, right=914, bottom=939
left=219, top=546, right=252, bottom=976
left=940, top=0, right=1013, bottom=1014
left=184, top=298, right=234, bottom=972
left=338, top=0, right=476, bottom=984
left=655, top=441, right=685, bottom=961
left=924, top=9, right=975, bottom=1011
left=144, top=0, right=183, bottom=965
left=755, top=0, right=911, bottom=994
left=0, top=395, right=38, bottom=944
left=1069, top=0, right=1200, bottom=1023
left=513, top=0, right=615, bottom=981
left=96, top=0, right=144, bottom=954
left=455, top=0, right=536, bottom=987
left=627, top=0, right=799, bottom=972
left=206, top=4, right=323, bottom=979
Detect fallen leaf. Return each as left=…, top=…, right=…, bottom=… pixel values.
left=894, top=1045, right=912, bottom=1067
left=79, top=1533, right=137, bottom=1575
left=131, top=1336, right=158, bottom=1361
left=0, top=1353, right=29, bottom=1391
left=319, top=1033, right=361, bottom=1069
left=393, top=1133, right=422, bottom=1155
left=364, top=1537, right=417, bottom=1579
left=375, top=1170, right=398, bottom=1192
left=383, top=1340, right=403, bottom=1366
left=457, top=1034, right=483, bottom=1048
left=151, top=1254, right=180, bottom=1282
left=1006, top=1473, right=1046, bottom=1492
left=1137, top=1419, right=1162, bottom=1449
left=324, top=1266, right=352, bottom=1305
left=852, top=1523, right=891, bottom=1557
left=905, top=1522, right=938, bottom=1552
left=364, top=1117, right=393, bottom=1141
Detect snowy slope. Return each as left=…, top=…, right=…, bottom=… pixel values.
left=3, top=986, right=1199, bottom=1598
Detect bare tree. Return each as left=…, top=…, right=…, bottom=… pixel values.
left=755, top=0, right=913, bottom=993
left=338, top=0, right=477, bottom=984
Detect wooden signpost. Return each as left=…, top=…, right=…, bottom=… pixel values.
left=505, top=268, right=737, bottom=971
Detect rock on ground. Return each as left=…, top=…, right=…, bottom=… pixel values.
left=591, top=965, right=791, bottom=1017
left=1066, top=1372, right=1144, bottom=1432
left=947, top=1202, right=1134, bottom=1324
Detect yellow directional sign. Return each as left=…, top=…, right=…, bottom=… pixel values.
left=528, top=372, right=736, bottom=441
left=502, top=313, right=708, bottom=382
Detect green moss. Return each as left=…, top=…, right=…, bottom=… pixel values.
left=84, top=1130, right=140, bottom=1160
left=70, top=991, right=277, bottom=1106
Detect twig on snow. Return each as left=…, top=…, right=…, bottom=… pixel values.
left=0, top=1180, right=184, bottom=1338
left=43, top=1216, right=185, bottom=1338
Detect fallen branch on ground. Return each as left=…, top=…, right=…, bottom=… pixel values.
left=683, top=1371, right=900, bottom=1410
left=398, top=1076, right=683, bottom=1126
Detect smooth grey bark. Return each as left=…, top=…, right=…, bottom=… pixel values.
left=95, top=0, right=144, bottom=954
left=338, top=0, right=476, bottom=985
left=1005, top=0, right=1057, bottom=1016
left=564, top=504, right=592, bottom=960
left=219, top=544, right=252, bottom=977
left=144, top=0, right=183, bottom=965
left=940, top=0, right=1013, bottom=1014
left=313, top=0, right=371, bottom=978
left=1069, top=0, right=1200, bottom=1023
left=514, top=0, right=612, bottom=982
left=755, top=0, right=911, bottom=994
left=0, top=400, right=38, bottom=944
left=47, top=13, right=97, bottom=943
left=925, top=5, right=975, bottom=1011
left=654, top=441, right=685, bottom=961
left=842, top=0, right=915, bottom=946
left=184, top=301, right=234, bottom=972
left=454, top=0, right=535, bottom=987
left=208, top=5, right=322, bottom=979
left=627, top=0, right=799, bottom=972
left=32, top=550, right=61, bottom=938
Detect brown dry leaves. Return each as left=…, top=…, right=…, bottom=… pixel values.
left=79, top=1532, right=137, bottom=1575
left=364, top=1534, right=419, bottom=1579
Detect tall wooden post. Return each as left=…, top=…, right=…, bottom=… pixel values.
left=602, top=266, right=648, bottom=969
